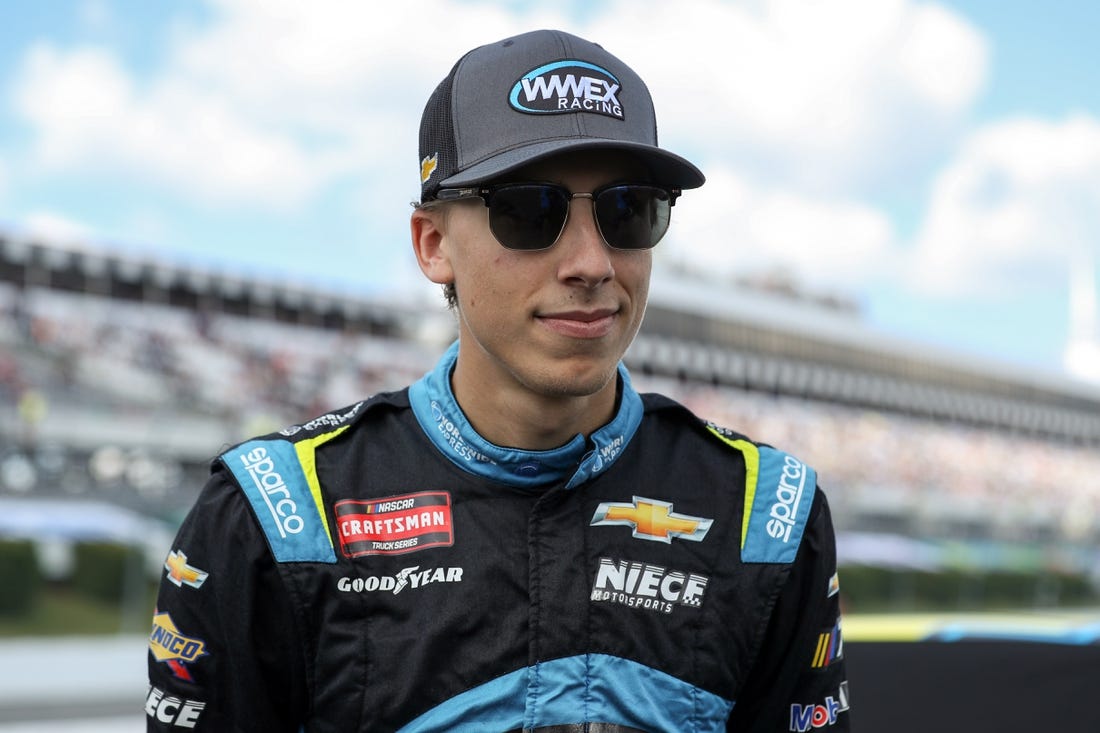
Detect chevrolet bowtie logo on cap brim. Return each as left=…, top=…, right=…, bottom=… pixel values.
left=591, top=496, right=713, bottom=543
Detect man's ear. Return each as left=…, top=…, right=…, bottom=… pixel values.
left=410, top=207, right=455, bottom=286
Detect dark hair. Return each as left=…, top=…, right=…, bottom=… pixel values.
left=442, top=282, right=457, bottom=311
left=415, top=200, right=459, bottom=311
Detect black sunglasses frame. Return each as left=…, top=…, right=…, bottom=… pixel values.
left=434, top=182, right=681, bottom=251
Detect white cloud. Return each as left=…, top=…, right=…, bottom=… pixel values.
left=171, top=0, right=540, bottom=123
left=10, top=0, right=986, bottom=214
left=14, top=43, right=339, bottom=210
left=1065, top=340, right=1100, bottom=384
left=20, top=210, right=94, bottom=245
left=10, top=1, right=567, bottom=212
left=663, top=165, right=898, bottom=291
left=908, top=114, right=1100, bottom=298
left=584, top=0, right=989, bottom=195
left=8, top=0, right=1020, bottom=312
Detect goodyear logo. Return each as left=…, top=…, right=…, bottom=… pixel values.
left=509, top=60, right=623, bottom=119
left=149, top=612, right=208, bottom=681
left=591, top=496, right=712, bottom=543
left=337, top=566, right=463, bottom=595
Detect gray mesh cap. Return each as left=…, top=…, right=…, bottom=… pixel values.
left=418, top=29, right=705, bottom=201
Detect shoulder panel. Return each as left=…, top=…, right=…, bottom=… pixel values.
left=275, top=399, right=368, bottom=440
left=221, top=424, right=350, bottom=564
left=705, top=425, right=817, bottom=564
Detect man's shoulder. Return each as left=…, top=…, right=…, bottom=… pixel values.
left=237, top=390, right=410, bottom=448
left=639, top=390, right=807, bottom=458
left=210, top=390, right=411, bottom=564
left=639, top=390, right=820, bottom=564
left=638, top=390, right=758, bottom=450
left=203, top=394, right=397, bottom=476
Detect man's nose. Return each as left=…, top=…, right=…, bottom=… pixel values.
left=555, top=195, right=614, bottom=287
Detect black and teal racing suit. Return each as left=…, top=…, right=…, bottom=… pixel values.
left=147, top=342, right=850, bottom=732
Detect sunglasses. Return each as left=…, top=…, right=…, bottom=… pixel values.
left=434, top=182, right=680, bottom=251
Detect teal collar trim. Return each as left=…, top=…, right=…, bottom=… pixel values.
left=408, top=341, right=643, bottom=489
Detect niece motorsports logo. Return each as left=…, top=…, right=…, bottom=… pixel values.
left=590, top=557, right=708, bottom=615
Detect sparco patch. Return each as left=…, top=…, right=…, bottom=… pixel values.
left=334, top=491, right=453, bottom=557
left=224, top=438, right=338, bottom=564
left=739, top=444, right=818, bottom=564
left=509, top=60, right=623, bottom=119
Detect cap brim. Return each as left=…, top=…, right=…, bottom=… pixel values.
left=439, top=138, right=705, bottom=190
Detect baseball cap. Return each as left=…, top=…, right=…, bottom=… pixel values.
left=418, top=29, right=705, bottom=202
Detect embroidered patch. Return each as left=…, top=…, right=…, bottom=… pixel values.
left=334, top=491, right=454, bottom=557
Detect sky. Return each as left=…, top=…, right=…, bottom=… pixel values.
left=1, top=0, right=1099, bottom=383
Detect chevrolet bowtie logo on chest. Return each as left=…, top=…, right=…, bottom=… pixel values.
left=591, top=496, right=713, bottom=543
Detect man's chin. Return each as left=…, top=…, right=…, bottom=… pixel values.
left=530, top=357, right=620, bottom=399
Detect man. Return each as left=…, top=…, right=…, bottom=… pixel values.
left=147, top=29, right=850, bottom=732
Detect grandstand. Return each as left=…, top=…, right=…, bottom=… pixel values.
left=3, top=233, right=1100, bottom=560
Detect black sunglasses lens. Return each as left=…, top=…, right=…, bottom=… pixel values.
left=488, top=185, right=570, bottom=250
left=484, top=183, right=672, bottom=250
left=594, top=185, right=672, bottom=250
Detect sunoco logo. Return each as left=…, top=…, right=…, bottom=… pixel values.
left=509, top=60, right=623, bottom=119
left=149, top=612, right=208, bottom=682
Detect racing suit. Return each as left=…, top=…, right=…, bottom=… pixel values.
left=147, top=343, right=850, bottom=732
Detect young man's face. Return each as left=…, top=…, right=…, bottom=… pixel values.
left=428, top=149, right=654, bottom=402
